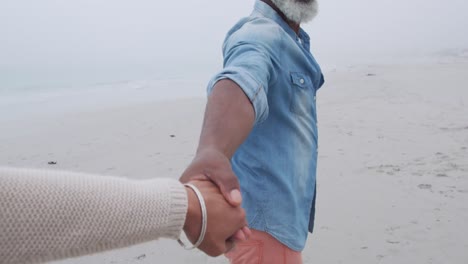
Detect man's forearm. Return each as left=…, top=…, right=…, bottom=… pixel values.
left=197, top=79, right=255, bottom=158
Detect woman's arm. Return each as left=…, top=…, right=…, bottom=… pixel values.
left=0, top=167, right=246, bottom=264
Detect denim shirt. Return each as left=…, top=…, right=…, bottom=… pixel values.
left=207, top=0, right=324, bottom=251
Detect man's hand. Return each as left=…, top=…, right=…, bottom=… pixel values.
left=180, top=148, right=251, bottom=248
left=183, top=180, right=247, bottom=256
left=180, top=148, right=242, bottom=207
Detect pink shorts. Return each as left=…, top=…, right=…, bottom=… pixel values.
left=225, top=230, right=302, bottom=264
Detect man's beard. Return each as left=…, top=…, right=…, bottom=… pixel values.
left=270, top=0, right=319, bottom=24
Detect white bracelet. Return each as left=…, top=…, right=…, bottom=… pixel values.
left=178, top=183, right=207, bottom=250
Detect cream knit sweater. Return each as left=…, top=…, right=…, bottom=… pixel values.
left=0, top=167, right=188, bottom=264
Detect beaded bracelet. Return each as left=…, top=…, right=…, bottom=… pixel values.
left=178, top=183, right=207, bottom=250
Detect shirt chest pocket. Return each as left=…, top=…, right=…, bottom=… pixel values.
left=289, top=72, right=316, bottom=118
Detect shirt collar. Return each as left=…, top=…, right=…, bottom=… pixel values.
left=253, top=0, right=310, bottom=43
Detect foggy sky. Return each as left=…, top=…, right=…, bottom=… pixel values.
left=1, top=0, right=467, bottom=89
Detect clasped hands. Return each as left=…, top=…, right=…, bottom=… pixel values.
left=180, top=148, right=251, bottom=257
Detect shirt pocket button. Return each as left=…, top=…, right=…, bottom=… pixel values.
left=290, top=72, right=314, bottom=117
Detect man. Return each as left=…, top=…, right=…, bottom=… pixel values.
left=181, top=0, right=324, bottom=263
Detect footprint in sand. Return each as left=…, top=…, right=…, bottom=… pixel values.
left=369, top=164, right=402, bottom=176
left=435, top=152, right=450, bottom=160
left=418, top=184, right=432, bottom=190
left=439, top=126, right=468, bottom=132
left=385, top=225, right=401, bottom=235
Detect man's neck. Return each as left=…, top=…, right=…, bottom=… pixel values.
left=261, top=0, right=301, bottom=34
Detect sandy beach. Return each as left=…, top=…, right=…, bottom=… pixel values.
left=1, top=55, right=467, bottom=263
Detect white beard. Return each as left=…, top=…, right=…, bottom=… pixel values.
left=270, top=0, right=319, bottom=24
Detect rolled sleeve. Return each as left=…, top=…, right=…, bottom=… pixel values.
left=207, top=66, right=269, bottom=124
left=207, top=31, right=275, bottom=124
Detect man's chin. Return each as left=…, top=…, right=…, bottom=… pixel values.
left=270, top=0, right=319, bottom=24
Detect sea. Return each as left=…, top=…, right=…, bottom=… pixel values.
left=0, top=66, right=212, bottom=122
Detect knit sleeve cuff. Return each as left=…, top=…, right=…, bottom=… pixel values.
left=165, top=180, right=188, bottom=239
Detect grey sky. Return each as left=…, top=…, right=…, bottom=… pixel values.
left=1, top=0, right=467, bottom=89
